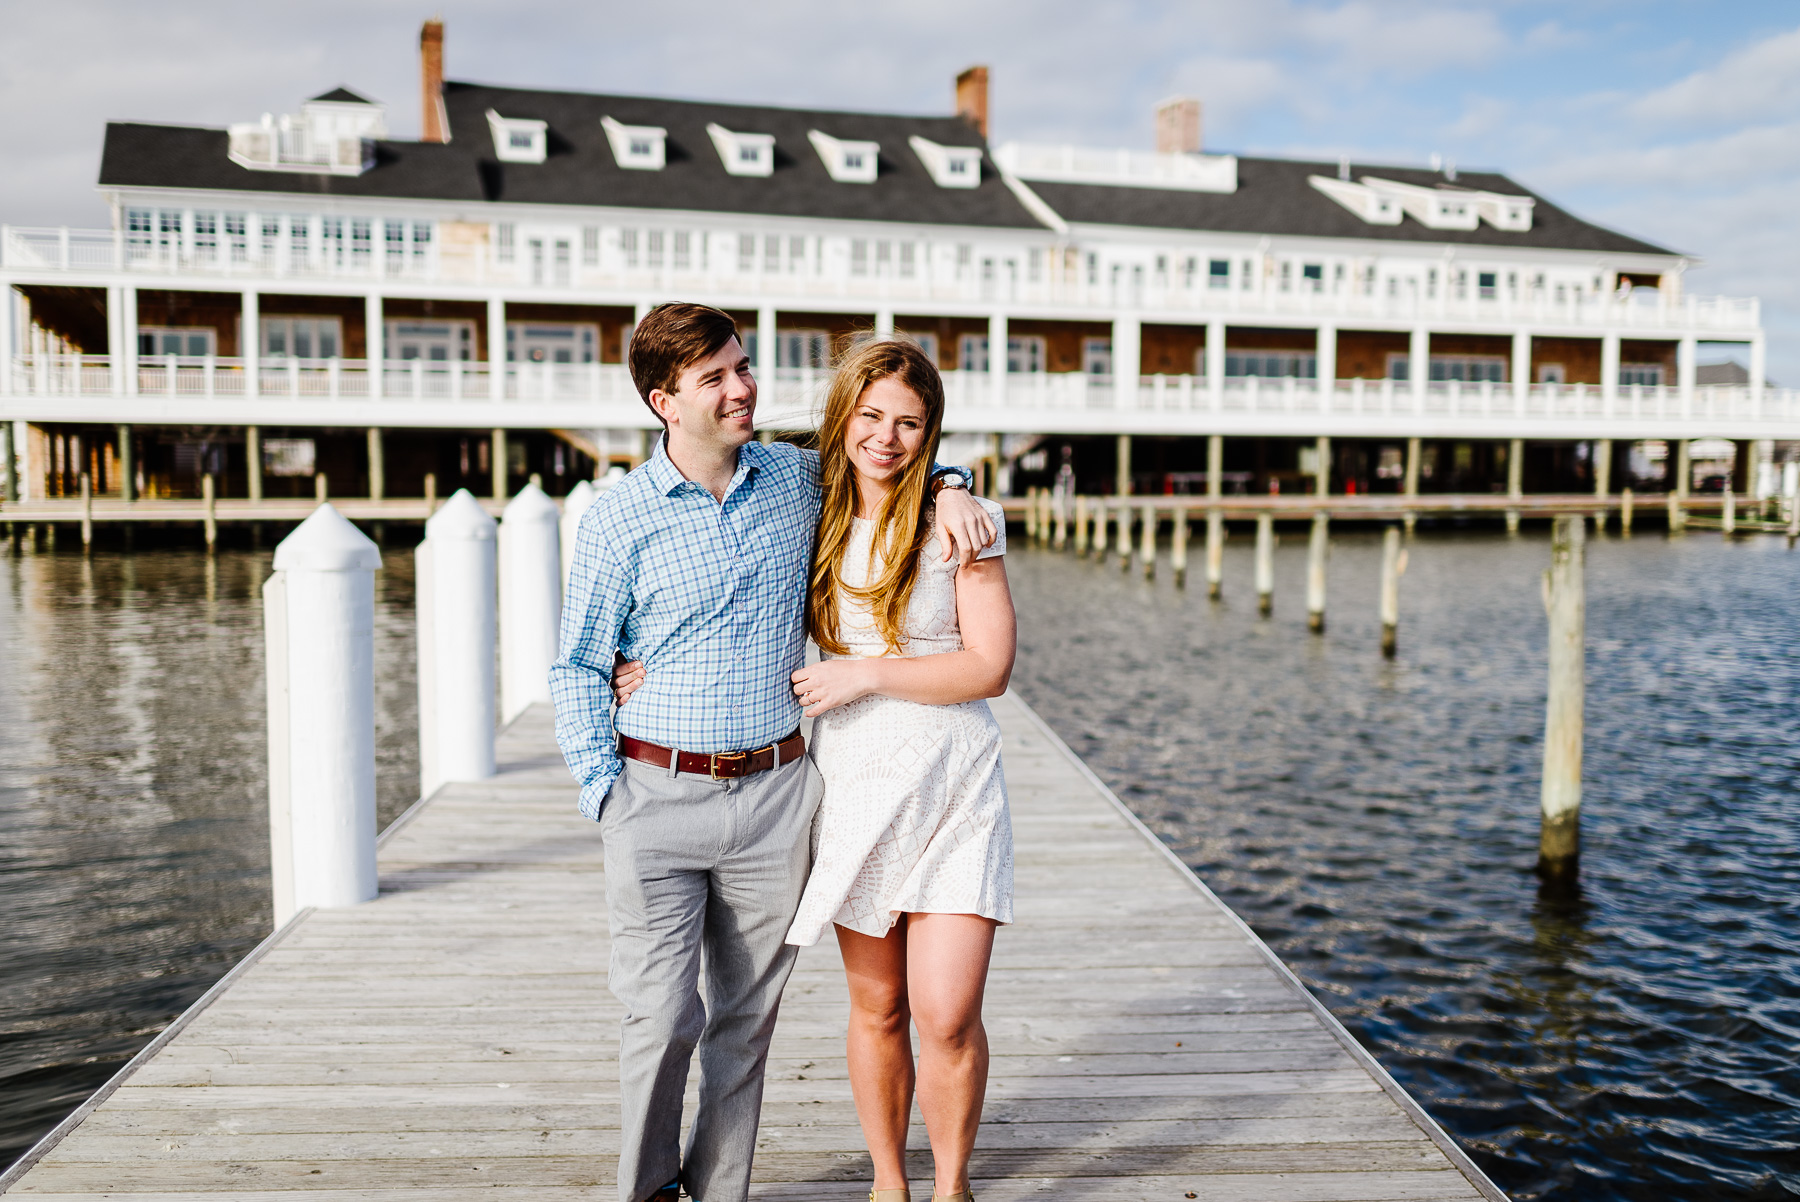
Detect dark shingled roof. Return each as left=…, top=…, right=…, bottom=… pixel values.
left=99, top=82, right=1046, bottom=230
left=309, top=87, right=376, bottom=105
left=1024, top=157, right=1675, bottom=255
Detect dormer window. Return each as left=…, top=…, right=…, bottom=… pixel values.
left=707, top=123, right=775, bottom=177
left=808, top=130, right=879, bottom=183
left=486, top=110, right=547, bottom=163
left=909, top=136, right=981, bottom=189
left=602, top=116, right=667, bottom=171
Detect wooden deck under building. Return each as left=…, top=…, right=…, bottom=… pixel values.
left=3, top=695, right=1505, bottom=1201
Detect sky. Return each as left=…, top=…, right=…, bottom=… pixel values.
left=2, top=0, right=1795, bottom=380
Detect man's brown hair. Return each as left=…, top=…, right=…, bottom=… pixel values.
left=628, top=303, right=745, bottom=427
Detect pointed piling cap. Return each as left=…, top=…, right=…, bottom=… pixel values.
left=273, top=503, right=382, bottom=572
left=426, top=488, right=498, bottom=541
left=563, top=479, right=597, bottom=520
left=502, top=479, right=560, bottom=525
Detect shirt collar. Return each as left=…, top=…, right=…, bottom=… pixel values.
left=645, top=434, right=767, bottom=498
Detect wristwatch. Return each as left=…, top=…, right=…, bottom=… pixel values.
left=928, top=467, right=973, bottom=496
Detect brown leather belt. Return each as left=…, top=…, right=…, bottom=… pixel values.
left=618, top=730, right=805, bottom=780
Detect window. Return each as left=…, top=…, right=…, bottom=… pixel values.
left=876, top=241, right=892, bottom=274
left=262, top=439, right=316, bottom=477
left=737, top=233, right=754, bottom=273
left=646, top=231, right=664, bottom=269
left=529, top=238, right=545, bottom=285
left=582, top=227, right=600, bottom=267
left=385, top=220, right=406, bottom=264
left=958, top=244, right=974, bottom=280
left=622, top=229, right=640, bottom=269
left=1208, top=259, right=1229, bottom=289
left=602, top=116, right=667, bottom=170
left=496, top=223, right=515, bottom=263
left=899, top=242, right=916, bottom=279
left=507, top=322, right=598, bottom=364
left=808, top=129, right=878, bottom=183
left=1302, top=263, right=1323, bottom=291
left=487, top=110, right=548, bottom=163
left=137, top=327, right=217, bottom=357
left=125, top=208, right=154, bottom=250
left=789, top=236, right=806, bottom=273
left=351, top=219, right=372, bottom=262
left=1225, top=350, right=1316, bottom=379
left=1082, top=337, right=1112, bottom=377
left=412, top=221, right=431, bottom=264
left=1085, top=252, right=1098, bottom=286
left=1029, top=248, right=1043, bottom=283
left=764, top=235, right=781, bottom=274
left=778, top=330, right=831, bottom=370
left=1007, top=335, right=1045, bottom=373
left=896, top=330, right=939, bottom=362
left=1538, top=363, right=1565, bottom=384
left=1241, top=259, right=1253, bottom=290
left=1619, top=363, right=1664, bottom=387
left=387, top=320, right=474, bottom=362
left=224, top=212, right=248, bottom=262
left=851, top=239, right=869, bottom=276
left=1428, top=357, right=1506, bottom=383
left=1477, top=271, right=1497, bottom=300
left=554, top=239, right=571, bottom=286
left=673, top=231, right=690, bottom=271
left=261, top=317, right=342, bottom=360
left=193, top=212, right=218, bottom=260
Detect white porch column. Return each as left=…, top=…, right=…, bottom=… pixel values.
left=874, top=308, right=894, bottom=339
left=105, top=286, right=123, bottom=395
left=757, top=305, right=777, bottom=382
left=1315, top=323, right=1337, bottom=394
left=1677, top=334, right=1697, bottom=408
left=1205, top=318, right=1225, bottom=407
left=1112, top=313, right=1140, bottom=408
left=0, top=284, right=13, bottom=389
left=1511, top=329, right=1531, bottom=407
left=122, top=285, right=139, bottom=395
left=365, top=294, right=384, bottom=399
left=1750, top=333, right=1767, bottom=410
left=488, top=296, right=507, bottom=400
left=988, top=311, right=1008, bottom=407
left=242, top=290, right=259, bottom=399
left=1409, top=325, right=1429, bottom=404
left=1600, top=330, right=1620, bottom=411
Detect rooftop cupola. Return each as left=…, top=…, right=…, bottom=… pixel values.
left=228, top=88, right=385, bottom=175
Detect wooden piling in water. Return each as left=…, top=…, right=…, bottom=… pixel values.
left=1593, top=438, right=1612, bottom=531
left=1620, top=487, right=1634, bottom=536
left=1722, top=487, right=1736, bottom=537
left=203, top=473, right=217, bottom=551
left=79, top=472, right=92, bottom=550
left=1306, top=512, right=1329, bottom=632
left=1505, top=438, right=1522, bottom=535
left=1254, top=512, right=1274, bottom=615
left=1119, top=504, right=1133, bottom=574
left=315, top=473, right=329, bottom=505
left=1171, top=506, right=1188, bottom=587
left=1092, top=498, right=1109, bottom=561
left=1206, top=510, right=1224, bottom=598
left=1053, top=492, right=1067, bottom=551
left=1379, top=526, right=1404, bottom=657
left=424, top=472, right=438, bottom=514
left=1788, top=489, right=1799, bottom=548
left=1140, top=502, right=1156, bottom=580
left=1074, top=495, right=1089, bottom=555
left=1539, top=515, right=1585, bottom=886
left=1403, top=437, right=1421, bottom=536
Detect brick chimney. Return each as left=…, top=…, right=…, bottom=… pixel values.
left=956, top=66, right=990, bottom=139
left=1155, top=96, right=1201, bottom=154
left=420, top=18, right=449, bottom=143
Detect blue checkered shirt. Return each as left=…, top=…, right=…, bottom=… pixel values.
left=551, top=438, right=818, bottom=820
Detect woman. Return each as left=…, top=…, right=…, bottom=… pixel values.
left=784, top=337, right=1015, bottom=1202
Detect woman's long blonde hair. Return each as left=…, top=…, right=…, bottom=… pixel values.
left=808, top=337, right=947, bottom=656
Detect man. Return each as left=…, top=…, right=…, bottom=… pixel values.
left=551, top=303, right=995, bottom=1202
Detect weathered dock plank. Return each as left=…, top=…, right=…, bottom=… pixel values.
left=3, top=696, right=1505, bottom=1200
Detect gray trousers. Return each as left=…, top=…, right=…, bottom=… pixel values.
left=600, top=752, right=821, bottom=1202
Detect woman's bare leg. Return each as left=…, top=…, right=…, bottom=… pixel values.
left=836, top=921, right=914, bottom=1191
left=903, top=913, right=997, bottom=1198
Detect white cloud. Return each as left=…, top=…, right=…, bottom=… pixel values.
left=1629, top=25, right=1800, bottom=128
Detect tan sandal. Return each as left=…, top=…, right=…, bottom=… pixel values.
left=931, top=1193, right=973, bottom=1202
left=870, top=1190, right=910, bottom=1202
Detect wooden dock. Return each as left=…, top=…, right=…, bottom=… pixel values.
left=3, top=695, right=1504, bottom=1201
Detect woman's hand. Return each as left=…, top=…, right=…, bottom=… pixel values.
left=791, top=659, right=878, bottom=717
left=933, top=486, right=996, bottom=567
left=612, top=653, right=646, bottom=707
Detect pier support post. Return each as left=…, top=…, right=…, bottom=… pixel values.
left=263, top=504, right=381, bottom=926
left=246, top=426, right=262, bottom=504
left=1053, top=492, right=1067, bottom=551
left=424, top=472, right=438, bottom=514
left=1379, top=526, right=1404, bottom=657
left=1306, top=512, right=1328, bottom=632
left=1620, top=487, right=1634, bottom=537
left=1254, top=513, right=1274, bottom=615
left=1505, top=437, right=1522, bottom=535
left=1171, top=507, right=1188, bottom=587
left=416, top=489, right=498, bottom=800
left=1593, top=439, right=1612, bottom=530
left=1119, top=504, right=1133, bottom=574
left=315, top=473, right=329, bottom=505
left=1, top=422, right=15, bottom=504
left=491, top=428, right=508, bottom=501
left=1539, top=515, right=1585, bottom=886
left=1722, top=485, right=1736, bottom=537
left=1116, top=434, right=1132, bottom=497
left=1074, top=495, right=1089, bottom=556
left=560, top=479, right=597, bottom=589
left=1403, top=437, right=1421, bottom=536
left=1206, top=511, right=1224, bottom=599
left=203, top=473, right=217, bottom=551
left=500, top=481, right=562, bottom=725
left=1024, top=487, right=1038, bottom=542
left=1314, top=436, right=1330, bottom=499
left=367, top=428, right=385, bottom=501
left=116, top=424, right=134, bottom=504
left=1140, top=502, right=1156, bottom=580
left=80, top=471, right=92, bottom=550
left=1092, top=498, right=1109, bottom=562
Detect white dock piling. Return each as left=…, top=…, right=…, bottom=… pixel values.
left=1254, top=513, right=1274, bottom=615
left=1119, top=504, right=1134, bottom=574
left=1140, top=503, right=1156, bottom=580
left=202, top=473, right=217, bottom=551
left=80, top=472, right=92, bottom=550
left=416, top=489, right=498, bottom=800
left=263, top=504, right=381, bottom=926
left=1539, top=515, right=1585, bottom=885
left=1620, top=487, right=1634, bottom=537
left=1306, top=512, right=1329, bottom=633
left=1379, top=526, right=1405, bottom=657
left=1053, top=492, right=1067, bottom=551
left=1206, top=510, right=1224, bottom=599
left=1074, top=495, right=1090, bottom=556
left=500, top=482, right=563, bottom=726
left=1093, top=498, right=1110, bottom=561
left=560, top=479, right=597, bottom=591
left=1171, top=507, right=1188, bottom=587
left=1722, top=487, right=1736, bottom=536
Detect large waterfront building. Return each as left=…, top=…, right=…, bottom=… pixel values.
left=1, top=20, right=1791, bottom=505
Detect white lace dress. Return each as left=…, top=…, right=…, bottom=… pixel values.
left=785, top=498, right=1014, bottom=946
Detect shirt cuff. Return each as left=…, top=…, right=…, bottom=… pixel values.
left=576, top=761, right=622, bottom=822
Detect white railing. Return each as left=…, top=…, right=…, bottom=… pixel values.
left=0, top=224, right=1762, bottom=333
